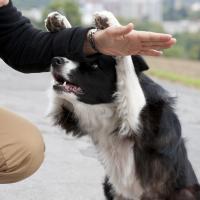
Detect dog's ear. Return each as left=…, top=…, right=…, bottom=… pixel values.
left=51, top=104, right=86, bottom=137
left=131, top=55, right=149, bottom=75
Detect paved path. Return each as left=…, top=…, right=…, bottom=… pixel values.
left=0, top=60, right=200, bottom=200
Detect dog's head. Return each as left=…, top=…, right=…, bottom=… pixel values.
left=51, top=55, right=117, bottom=105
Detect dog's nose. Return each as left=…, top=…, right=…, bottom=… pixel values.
left=51, top=57, right=66, bottom=68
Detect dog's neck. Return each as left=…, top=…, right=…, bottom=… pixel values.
left=73, top=102, right=117, bottom=138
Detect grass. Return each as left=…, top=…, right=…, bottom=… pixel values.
left=144, top=57, right=200, bottom=89
left=148, top=69, right=200, bottom=89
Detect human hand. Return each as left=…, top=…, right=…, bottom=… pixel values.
left=94, top=23, right=176, bottom=57
left=0, top=0, right=9, bottom=7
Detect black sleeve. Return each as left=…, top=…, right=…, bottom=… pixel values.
left=0, top=1, right=91, bottom=73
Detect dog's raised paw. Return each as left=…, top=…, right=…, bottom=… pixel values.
left=45, top=11, right=71, bottom=32
left=94, top=11, right=120, bottom=29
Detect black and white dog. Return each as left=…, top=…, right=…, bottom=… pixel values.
left=46, top=11, right=200, bottom=200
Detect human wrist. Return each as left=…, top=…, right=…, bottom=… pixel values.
left=93, top=29, right=115, bottom=55
left=0, top=0, right=9, bottom=7
left=83, top=29, right=99, bottom=55
left=83, top=28, right=112, bottom=56
left=83, top=29, right=98, bottom=56
left=87, top=29, right=100, bottom=53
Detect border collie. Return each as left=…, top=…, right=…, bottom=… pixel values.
left=46, top=11, right=200, bottom=200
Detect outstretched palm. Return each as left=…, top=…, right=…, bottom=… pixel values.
left=94, top=23, right=176, bottom=57
left=0, top=0, right=9, bottom=7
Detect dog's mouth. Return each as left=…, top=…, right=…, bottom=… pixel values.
left=52, top=72, right=83, bottom=95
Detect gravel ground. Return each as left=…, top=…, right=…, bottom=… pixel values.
left=0, top=60, right=200, bottom=200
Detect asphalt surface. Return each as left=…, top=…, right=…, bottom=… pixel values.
left=0, top=60, right=200, bottom=200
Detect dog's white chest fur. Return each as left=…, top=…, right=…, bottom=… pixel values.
left=97, top=134, right=143, bottom=200
left=73, top=103, right=143, bottom=199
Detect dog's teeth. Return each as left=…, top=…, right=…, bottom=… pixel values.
left=63, top=82, right=67, bottom=86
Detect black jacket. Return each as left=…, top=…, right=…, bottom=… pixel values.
left=0, top=1, right=91, bottom=73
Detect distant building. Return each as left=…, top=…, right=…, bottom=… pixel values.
left=80, top=0, right=163, bottom=23
left=104, top=0, right=163, bottom=22
left=191, top=2, right=200, bottom=12
left=79, top=0, right=105, bottom=25
left=22, top=9, right=42, bottom=22
left=174, top=0, right=184, bottom=10
left=163, top=20, right=200, bottom=34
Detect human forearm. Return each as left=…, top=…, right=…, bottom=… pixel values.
left=0, top=1, right=55, bottom=72
left=0, top=1, right=93, bottom=73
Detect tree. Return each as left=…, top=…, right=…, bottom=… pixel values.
left=43, top=0, right=82, bottom=26
left=118, top=17, right=165, bottom=33
left=164, top=32, right=200, bottom=60
left=163, top=0, right=189, bottom=21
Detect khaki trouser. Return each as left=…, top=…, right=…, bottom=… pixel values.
left=0, top=107, right=45, bottom=184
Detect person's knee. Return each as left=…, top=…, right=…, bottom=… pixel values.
left=0, top=126, right=45, bottom=184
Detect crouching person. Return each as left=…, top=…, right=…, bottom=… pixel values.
left=0, top=107, right=45, bottom=183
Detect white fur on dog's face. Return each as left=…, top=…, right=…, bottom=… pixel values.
left=51, top=58, right=79, bottom=103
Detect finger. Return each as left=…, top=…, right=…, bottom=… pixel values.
left=141, top=44, right=174, bottom=50
left=141, top=38, right=176, bottom=47
left=108, top=23, right=133, bottom=37
left=167, top=38, right=176, bottom=45
left=139, top=49, right=163, bottom=56
left=141, top=46, right=162, bottom=51
left=137, top=31, right=173, bottom=42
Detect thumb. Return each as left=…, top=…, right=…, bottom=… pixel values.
left=109, top=23, right=134, bottom=37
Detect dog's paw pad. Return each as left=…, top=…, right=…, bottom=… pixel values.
left=45, top=11, right=71, bottom=32
left=94, top=11, right=120, bottom=29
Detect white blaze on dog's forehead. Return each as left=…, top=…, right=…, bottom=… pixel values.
left=61, top=60, right=78, bottom=80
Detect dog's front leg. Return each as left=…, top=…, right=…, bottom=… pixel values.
left=114, top=56, right=146, bottom=136
left=94, top=11, right=146, bottom=136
